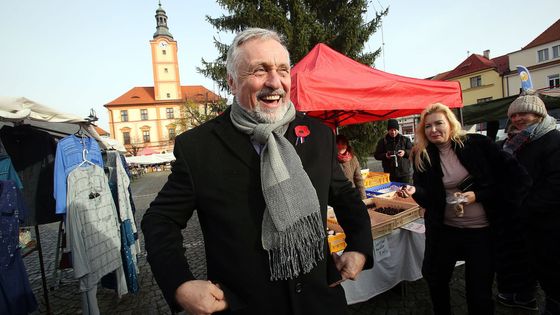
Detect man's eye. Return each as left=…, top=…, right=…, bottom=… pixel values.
left=253, top=68, right=266, bottom=75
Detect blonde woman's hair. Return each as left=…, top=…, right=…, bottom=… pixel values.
left=413, top=103, right=466, bottom=171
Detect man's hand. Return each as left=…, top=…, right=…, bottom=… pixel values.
left=175, top=280, right=228, bottom=315
left=396, top=150, right=405, bottom=157
left=330, top=251, right=366, bottom=286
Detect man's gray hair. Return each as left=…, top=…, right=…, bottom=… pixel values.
left=226, top=28, right=289, bottom=80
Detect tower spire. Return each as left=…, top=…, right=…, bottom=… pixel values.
left=153, top=2, right=173, bottom=39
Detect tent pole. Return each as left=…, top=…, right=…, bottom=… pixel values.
left=458, top=108, right=464, bottom=126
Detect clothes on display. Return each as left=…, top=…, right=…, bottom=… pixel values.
left=54, top=134, right=104, bottom=215
left=0, top=180, right=38, bottom=314
left=0, top=125, right=60, bottom=226
left=66, top=164, right=127, bottom=315
left=53, top=134, right=140, bottom=314
left=0, top=140, right=23, bottom=189
left=103, top=151, right=140, bottom=293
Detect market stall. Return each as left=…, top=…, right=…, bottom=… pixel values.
left=0, top=96, right=140, bottom=314
left=342, top=226, right=425, bottom=304
left=291, top=43, right=463, bottom=127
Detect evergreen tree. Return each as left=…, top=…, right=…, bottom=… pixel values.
left=198, top=0, right=389, bottom=165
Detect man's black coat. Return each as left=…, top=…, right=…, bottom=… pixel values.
left=141, top=108, right=373, bottom=314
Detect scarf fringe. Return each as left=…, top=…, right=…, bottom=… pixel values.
left=267, top=211, right=325, bottom=281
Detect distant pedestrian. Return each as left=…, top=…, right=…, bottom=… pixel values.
left=336, top=135, right=366, bottom=199
left=404, top=103, right=531, bottom=315
left=374, top=119, right=413, bottom=183
left=498, top=90, right=560, bottom=315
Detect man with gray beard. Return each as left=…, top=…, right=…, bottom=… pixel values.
left=142, top=28, right=373, bottom=315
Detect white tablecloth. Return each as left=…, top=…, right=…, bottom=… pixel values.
left=342, top=224, right=426, bottom=304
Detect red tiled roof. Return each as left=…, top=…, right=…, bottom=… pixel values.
left=523, top=19, right=560, bottom=49
left=105, top=85, right=222, bottom=106
left=441, top=53, right=509, bottom=80
left=94, top=126, right=110, bottom=136
left=429, top=70, right=451, bottom=81
left=490, top=54, right=509, bottom=75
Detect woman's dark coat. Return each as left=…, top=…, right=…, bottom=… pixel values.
left=412, top=134, right=531, bottom=229
left=141, top=108, right=373, bottom=315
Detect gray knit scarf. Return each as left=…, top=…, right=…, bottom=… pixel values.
left=230, top=100, right=325, bottom=280
left=504, top=115, right=557, bottom=154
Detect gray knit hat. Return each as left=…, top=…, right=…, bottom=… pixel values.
left=507, top=89, right=547, bottom=118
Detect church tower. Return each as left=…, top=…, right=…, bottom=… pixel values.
left=150, top=2, right=182, bottom=101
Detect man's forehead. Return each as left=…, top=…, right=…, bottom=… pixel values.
left=238, top=39, right=289, bottom=64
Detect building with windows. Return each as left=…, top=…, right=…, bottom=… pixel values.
left=432, top=50, right=509, bottom=106
left=104, top=3, right=221, bottom=155
left=503, top=19, right=560, bottom=96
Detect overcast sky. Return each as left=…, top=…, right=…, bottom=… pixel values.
left=1, top=1, right=558, bottom=130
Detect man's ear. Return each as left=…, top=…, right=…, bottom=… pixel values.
left=227, top=74, right=237, bottom=96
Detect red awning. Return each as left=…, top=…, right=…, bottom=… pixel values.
left=137, top=147, right=157, bottom=156
left=290, top=44, right=463, bottom=127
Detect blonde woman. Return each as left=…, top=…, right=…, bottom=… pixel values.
left=405, top=103, right=530, bottom=315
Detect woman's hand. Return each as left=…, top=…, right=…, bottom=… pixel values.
left=459, top=191, right=476, bottom=205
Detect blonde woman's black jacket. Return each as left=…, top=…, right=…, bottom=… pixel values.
left=141, top=107, right=373, bottom=315
left=412, top=134, right=531, bottom=229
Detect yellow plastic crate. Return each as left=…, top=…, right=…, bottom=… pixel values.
left=363, top=172, right=390, bottom=188
left=327, top=233, right=347, bottom=253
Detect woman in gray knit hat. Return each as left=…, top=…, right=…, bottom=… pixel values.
left=498, top=90, right=560, bottom=315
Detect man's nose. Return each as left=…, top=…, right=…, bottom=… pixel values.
left=265, top=71, right=282, bottom=89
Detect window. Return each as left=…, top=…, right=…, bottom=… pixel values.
left=166, top=93, right=171, bottom=98
left=538, top=48, right=549, bottom=62
left=120, top=110, right=128, bottom=122
left=166, top=108, right=174, bottom=119
left=553, top=45, right=560, bottom=59
left=549, top=74, right=560, bottom=89
left=142, top=130, right=150, bottom=143
left=477, top=97, right=493, bottom=103
left=140, top=109, right=148, bottom=120
left=169, top=128, right=176, bottom=140
left=164, top=68, right=168, bottom=73
left=162, top=50, right=167, bottom=55
left=122, top=131, right=131, bottom=145
left=470, top=75, right=482, bottom=88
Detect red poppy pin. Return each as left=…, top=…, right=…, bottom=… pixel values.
left=294, top=125, right=310, bottom=145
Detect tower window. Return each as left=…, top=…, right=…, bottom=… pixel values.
left=140, top=109, right=148, bottom=120
left=166, top=93, right=171, bottom=98
left=162, top=50, right=167, bottom=55
left=164, top=68, right=168, bottom=73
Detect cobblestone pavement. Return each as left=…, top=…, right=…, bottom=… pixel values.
left=25, top=168, right=542, bottom=315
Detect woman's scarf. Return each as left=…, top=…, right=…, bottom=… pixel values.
left=230, top=100, right=325, bottom=280
left=337, top=150, right=353, bottom=163
left=504, top=115, right=557, bottom=154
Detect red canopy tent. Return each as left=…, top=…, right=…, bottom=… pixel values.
left=290, top=43, right=463, bottom=127
left=137, top=146, right=157, bottom=156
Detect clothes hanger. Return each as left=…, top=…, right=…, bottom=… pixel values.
left=77, top=148, right=95, bottom=168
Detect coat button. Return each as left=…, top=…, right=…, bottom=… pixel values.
left=295, top=282, right=303, bottom=293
